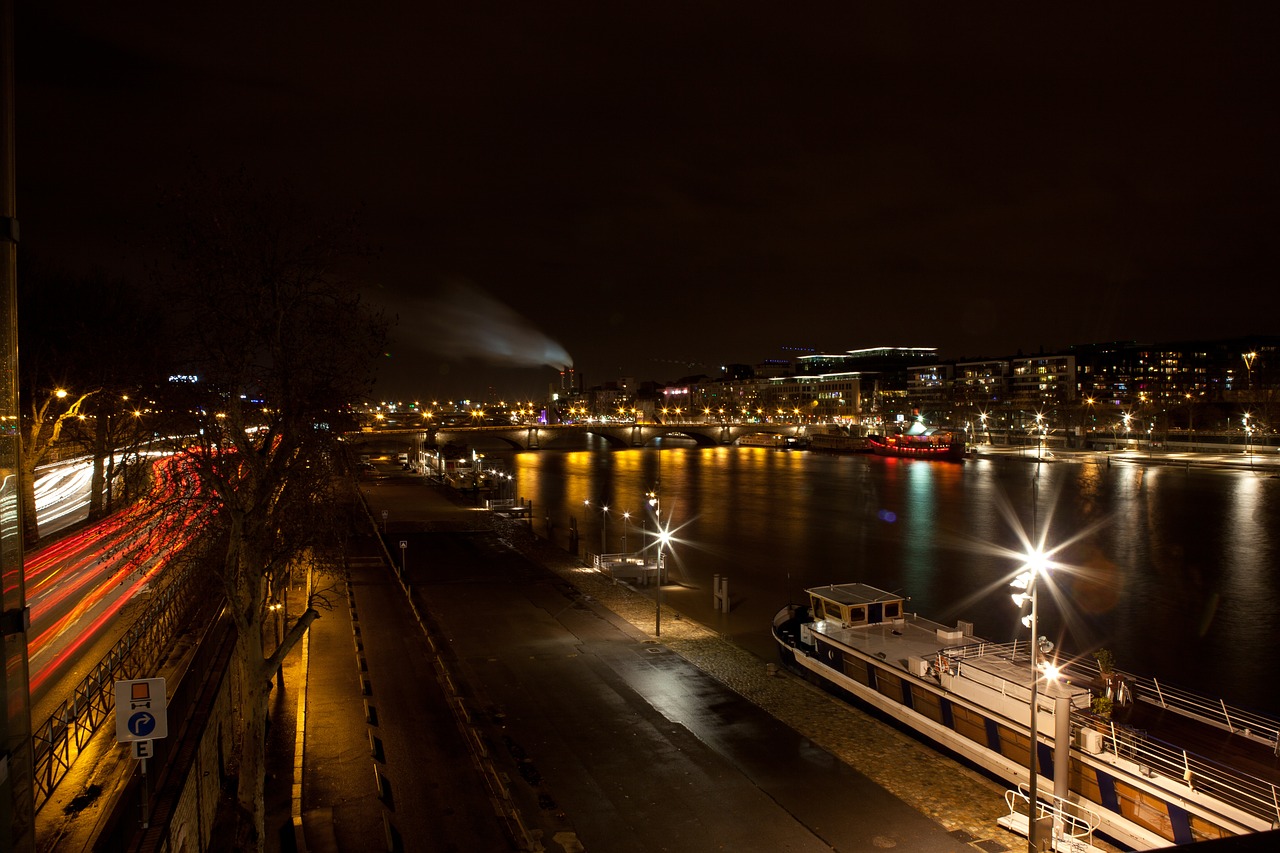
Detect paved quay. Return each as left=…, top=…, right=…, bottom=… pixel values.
left=272, top=444, right=1280, bottom=853
left=320, top=467, right=1036, bottom=853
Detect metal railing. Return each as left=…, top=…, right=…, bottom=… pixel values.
left=1002, top=783, right=1100, bottom=848
left=1078, top=715, right=1280, bottom=828
left=939, top=641, right=1280, bottom=827
left=31, top=552, right=216, bottom=813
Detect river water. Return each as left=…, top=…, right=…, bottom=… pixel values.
left=482, top=437, right=1280, bottom=717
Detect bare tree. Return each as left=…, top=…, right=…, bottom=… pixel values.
left=18, top=264, right=161, bottom=538
left=156, top=172, right=384, bottom=849
left=18, top=384, right=95, bottom=544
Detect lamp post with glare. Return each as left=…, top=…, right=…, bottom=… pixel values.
left=1243, top=413, right=1253, bottom=468
left=655, top=527, right=671, bottom=637
left=584, top=499, right=609, bottom=557
left=1011, top=547, right=1055, bottom=852
left=622, top=511, right=631, bottom=554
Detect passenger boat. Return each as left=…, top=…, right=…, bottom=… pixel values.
left=867, top=422, right=965, bottom=460
left=773, top=583, right=1280, bottom=850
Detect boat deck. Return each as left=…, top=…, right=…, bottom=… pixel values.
left=812, top=611, right=1280, bottom=796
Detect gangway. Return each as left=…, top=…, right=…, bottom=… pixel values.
left=998, top=785, right=1106, bottom=852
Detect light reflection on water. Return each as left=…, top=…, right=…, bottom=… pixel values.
left=494, top=440, right=1280, bottom=715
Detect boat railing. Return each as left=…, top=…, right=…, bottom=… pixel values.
left=1001, top=783, right=1100, bottom=849
left=1071, top=715, right=1280, bottom=828
left=935, top=639, right=1022, bottom=661
left=1065, top=660, right=1280, bottom=754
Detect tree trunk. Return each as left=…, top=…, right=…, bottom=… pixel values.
left=89, top=410, right=108, bottom=519
left=234, top=618, right=270, bottom=853
left=19, top=451, right=38, bottom=546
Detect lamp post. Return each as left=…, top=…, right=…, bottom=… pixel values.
left=1011, top=548, right=1051, bottom=852
left=1243, top=414, right=1253, bottom=469
left=584, top=499, right=609, bottom=556
left=655, top=527, right=671, bottom=637
left=622, top=511, right=630, bottom=555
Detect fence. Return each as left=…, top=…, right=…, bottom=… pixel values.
left=31, top=552, right=217, bottom=813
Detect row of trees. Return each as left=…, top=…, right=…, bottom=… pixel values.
left=19, top=173, right=387, bottom=850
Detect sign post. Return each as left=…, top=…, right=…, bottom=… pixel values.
left=399, top=540, right=407, bottom=577
left=116, top=677, right=168, bottom=828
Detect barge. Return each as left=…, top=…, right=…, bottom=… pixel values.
left=773, top=583, right=1280, bottom=850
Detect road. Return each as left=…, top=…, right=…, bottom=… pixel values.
left=25, top=455, right=206, bottom=722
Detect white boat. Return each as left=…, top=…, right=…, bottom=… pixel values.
left=773, top=583, right=1280, bottom=850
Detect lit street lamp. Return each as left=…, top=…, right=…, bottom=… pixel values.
left=1243, top=413, right=1253, bottom=468
left=621, top=510, right=631, bottom=554
left=1010, top=544, right=1059, bottom=852
left=655, top=526, right=672, bottom=637
left=584, top=499, right=609, bottom=556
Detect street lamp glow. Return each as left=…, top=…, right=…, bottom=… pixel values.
left=1010, top=545, right=1053, bottom=852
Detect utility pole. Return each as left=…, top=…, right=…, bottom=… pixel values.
left=1, top=1, right=37, bottom=848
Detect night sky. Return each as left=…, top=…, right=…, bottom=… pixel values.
left=15, top=4, right=1280, bottom=400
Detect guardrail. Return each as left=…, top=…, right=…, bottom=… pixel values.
left=31, top=552, right=217, bottom=813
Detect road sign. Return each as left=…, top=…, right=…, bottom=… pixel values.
left=115, top=677, right=168, bottom=742
left=132, top=739, right=154, bottom=759
left=399, top=541, right=407, bottom=549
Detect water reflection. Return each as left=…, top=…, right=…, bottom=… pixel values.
left=495, top=442, right=1280, bottom=715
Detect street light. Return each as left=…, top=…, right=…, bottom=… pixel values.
left=584, top=499, right=609, bottom=556
left=1011, top=547, right=1053, bottom=852
left=1243, top=413, right=1253, bottom=467
left=655, top=526, right=672, bottom=637
left=621, top=510, right=631, bottom=554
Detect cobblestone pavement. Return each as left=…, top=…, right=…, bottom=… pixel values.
left=480, top=512, right=1116, bottom=853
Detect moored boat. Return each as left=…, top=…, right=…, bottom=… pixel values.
left=773, top=583, right=1280, bottom=850
left=867, top=421, right=965, bottom=460
left=737, top=433, right=795, bottom=449
left=807, top=427, right=871, bottom=453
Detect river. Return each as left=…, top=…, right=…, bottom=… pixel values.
left=474, top=437, right=1280, bottom=717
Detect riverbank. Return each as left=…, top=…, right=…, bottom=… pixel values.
left=478, top=493, right=1103, bottom=851
left=973, top=442, right=1280, bottom=474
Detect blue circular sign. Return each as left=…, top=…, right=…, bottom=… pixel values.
left=128, top=711, right=156, bottom=737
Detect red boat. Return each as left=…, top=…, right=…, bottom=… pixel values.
left=867, top=423, right=966, bottom=461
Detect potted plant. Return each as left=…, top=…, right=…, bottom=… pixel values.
left=1093, top=648, right=1118, bottom=698
left=1091, top=695, right=1113, bottom=722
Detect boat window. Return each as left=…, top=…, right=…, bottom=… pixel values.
left=848, top=606, right=866, bottom=624
left=884, top=601, right=900, bottom=618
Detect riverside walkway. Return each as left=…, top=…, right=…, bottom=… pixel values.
left=284, top=463, right=1026, bottom=853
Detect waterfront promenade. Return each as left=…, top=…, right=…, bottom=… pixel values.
left=286, top=464, right=1014, bottom=853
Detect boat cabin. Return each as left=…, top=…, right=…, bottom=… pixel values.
left=807, top=583, right=904, bottom=628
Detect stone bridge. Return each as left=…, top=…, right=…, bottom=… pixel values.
left=348, top=423, right=803, bottom=453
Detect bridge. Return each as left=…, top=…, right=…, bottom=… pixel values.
left=347, top=422, right=804, bottom=452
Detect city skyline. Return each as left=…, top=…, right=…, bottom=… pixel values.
left=16, top=4, right=1280, bottom=400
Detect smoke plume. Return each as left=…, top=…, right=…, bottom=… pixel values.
left=407, top=281, right=573, bottom=369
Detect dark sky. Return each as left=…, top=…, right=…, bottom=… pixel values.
left=15, top=3, right=1280, bottom=401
